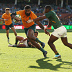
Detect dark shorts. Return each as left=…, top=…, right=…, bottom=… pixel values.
left=24, top=24, right=36, bottom=35
left=5, top=23, right=14, bottom=30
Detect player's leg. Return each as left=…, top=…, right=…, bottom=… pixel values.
left=11, top=27, right=17, bottom=36
left=48, top=35, right=59, bottom=54
left=5, top=25, right=10, bottom=43
left=17, top=44, right=26, bottom=47
left=27, top=29, right=47, bottom=57
left=61, top=37, right=72, bottom=49
left=26, top=24, right=45, bottom=48
left=6, top=30, right=9, bottom=43
left=48, top=35, right=61, bottom=58
left=10, top=23, right=17, bottom=36
left=15, top=36, right=24, bottom=45
left=8, top=44, right=26, bottom=47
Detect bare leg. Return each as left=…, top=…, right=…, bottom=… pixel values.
left=27, top=29, right=47, bottom=57
left=6, top=30, right=9, bottom=38
left=15, top=36, right=24, bottom=45
left=16, top=36, right=24, bottom=41
left=48, top=35, right=59, bottom=54
left=6, top=30, right=9, bottom=43
left=11, top=27, right=17, bottom=36
left=17, top=44, right=26, bottom=47
left=61, top=37, right=72, bottom=49
left=27, top=29, right=41, bottom=48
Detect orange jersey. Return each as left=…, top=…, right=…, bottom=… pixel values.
left=16, top=10, right=37, bottom=28
left=2, top=13, right=12, bottom=25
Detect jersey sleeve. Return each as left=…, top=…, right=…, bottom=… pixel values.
left=32, top=12, right=37, bottom=19
left=45, top=11, right=52, bottom=18
left=16, top=11, right=21, bottom=15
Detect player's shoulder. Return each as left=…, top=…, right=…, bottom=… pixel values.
left=31, top=11, right=36, bottom=15
left=31, top=11, right=35, bottom=14
left=19, top=10, right=25, bottom=12
left=2, top=13, right=6, bottom=16
left=47, top=11, right=54, bottom=15
left=9, top=13, right=12, bottom=15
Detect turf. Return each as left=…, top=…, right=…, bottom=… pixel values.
left=0, top=31, right=72, bottom=72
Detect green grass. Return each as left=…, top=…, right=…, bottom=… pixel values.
left=0, top=31, right=72, bottom=72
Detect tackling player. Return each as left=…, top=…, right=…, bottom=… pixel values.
left=11, top=5, right=47, bottom=57
left=27, top=5, right=72, bottom=59
left=8, top=31, right=39, bottom=48
left=1, top=8, right=17, bottom=43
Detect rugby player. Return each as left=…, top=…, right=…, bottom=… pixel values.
left=8, top=31, right=39, bottom=48
left=1, top=8, right=17, bottom=43
left=27, top=5, right=72, bottom=59
left=11, top=5, right=47, bottom=57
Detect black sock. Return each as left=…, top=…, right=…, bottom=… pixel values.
left=7, top=37, right=9, bottom=39
left=15, top=40, right=18, bottom=45
left=35, top=38, right=42, bottom=44
left=38, top=47, right=45, bottom=53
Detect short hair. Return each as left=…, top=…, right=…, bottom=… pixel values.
left=25, top=5, right=31, bottom=9
left=5, top=8, right=10, bottom=10
left=34, top=31, right=38, bottom=35
left=45, top=5, right=52, bottom=10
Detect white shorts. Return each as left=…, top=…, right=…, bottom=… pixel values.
left=23, top=40, right=28, bottom=47
left=52, top=26, right=67, bottom=38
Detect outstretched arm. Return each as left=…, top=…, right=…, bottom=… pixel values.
left=34, top=15, right=46, bottom=22
left=44, top=21, right=52, bottom=36
left=11, top=13, right=20, bottom=21
left=47, top=21, right=52, bottom=28
left=27, top=15, right=46, bottom=23
left=35, top=21, right=44, bottom=30
left=36, top=21, right=50, bottom=36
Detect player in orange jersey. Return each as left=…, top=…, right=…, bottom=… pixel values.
left=11, top=5, right=48, bottom=57
left=1, top=8, right=17, bottom=43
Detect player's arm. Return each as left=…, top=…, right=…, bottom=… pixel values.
left=47, top=21, right=52, bottom=28
left=36, top=19, right=52, bottom=30
left=35, top=21, right=44, bottom=30
left=27, top=15, right=46, bottom=23
left=11, top=12, right=20, bottom=21
left=44, top=21, right=51, bottom=36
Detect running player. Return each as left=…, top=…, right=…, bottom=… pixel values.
left=1, top=8, right=17, bottom=43
left=11, top=5, right=47, bottom=57
left=8, top=31, right=39, bottom=48
left=27, top=5, right=72, bottom=59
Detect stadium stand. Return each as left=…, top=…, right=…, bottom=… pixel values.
left=0, top=0, right=72, bottom=25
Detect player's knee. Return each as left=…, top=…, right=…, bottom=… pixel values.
left=27, top=34, right=32, bottom=39
left=48, top=41, right=51, bottom=45
left=48, top=40, right=53, bottom=45
left=16, top=36, right=19, bottom=40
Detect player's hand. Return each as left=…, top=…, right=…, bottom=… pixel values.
left=44, top=27, right=50, bottom=36
left=27, top=19, right=33, bottom=23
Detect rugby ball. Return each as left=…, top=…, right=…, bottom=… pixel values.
left=13, top=14, right=21, bottom=23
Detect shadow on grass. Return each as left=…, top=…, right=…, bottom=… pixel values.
left=8, top=46, right=36, bottom=49
left=0, top=53, right=5, bottom=55
left=29, top=58, right=72, bottom=71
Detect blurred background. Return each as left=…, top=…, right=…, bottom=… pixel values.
left=0, top=0, right=72, bottom=29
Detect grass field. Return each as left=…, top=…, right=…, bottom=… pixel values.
left=0, top=30, right=72, bottom=72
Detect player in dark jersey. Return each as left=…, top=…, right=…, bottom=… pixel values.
left=27, top=5, right=72, bottom=59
